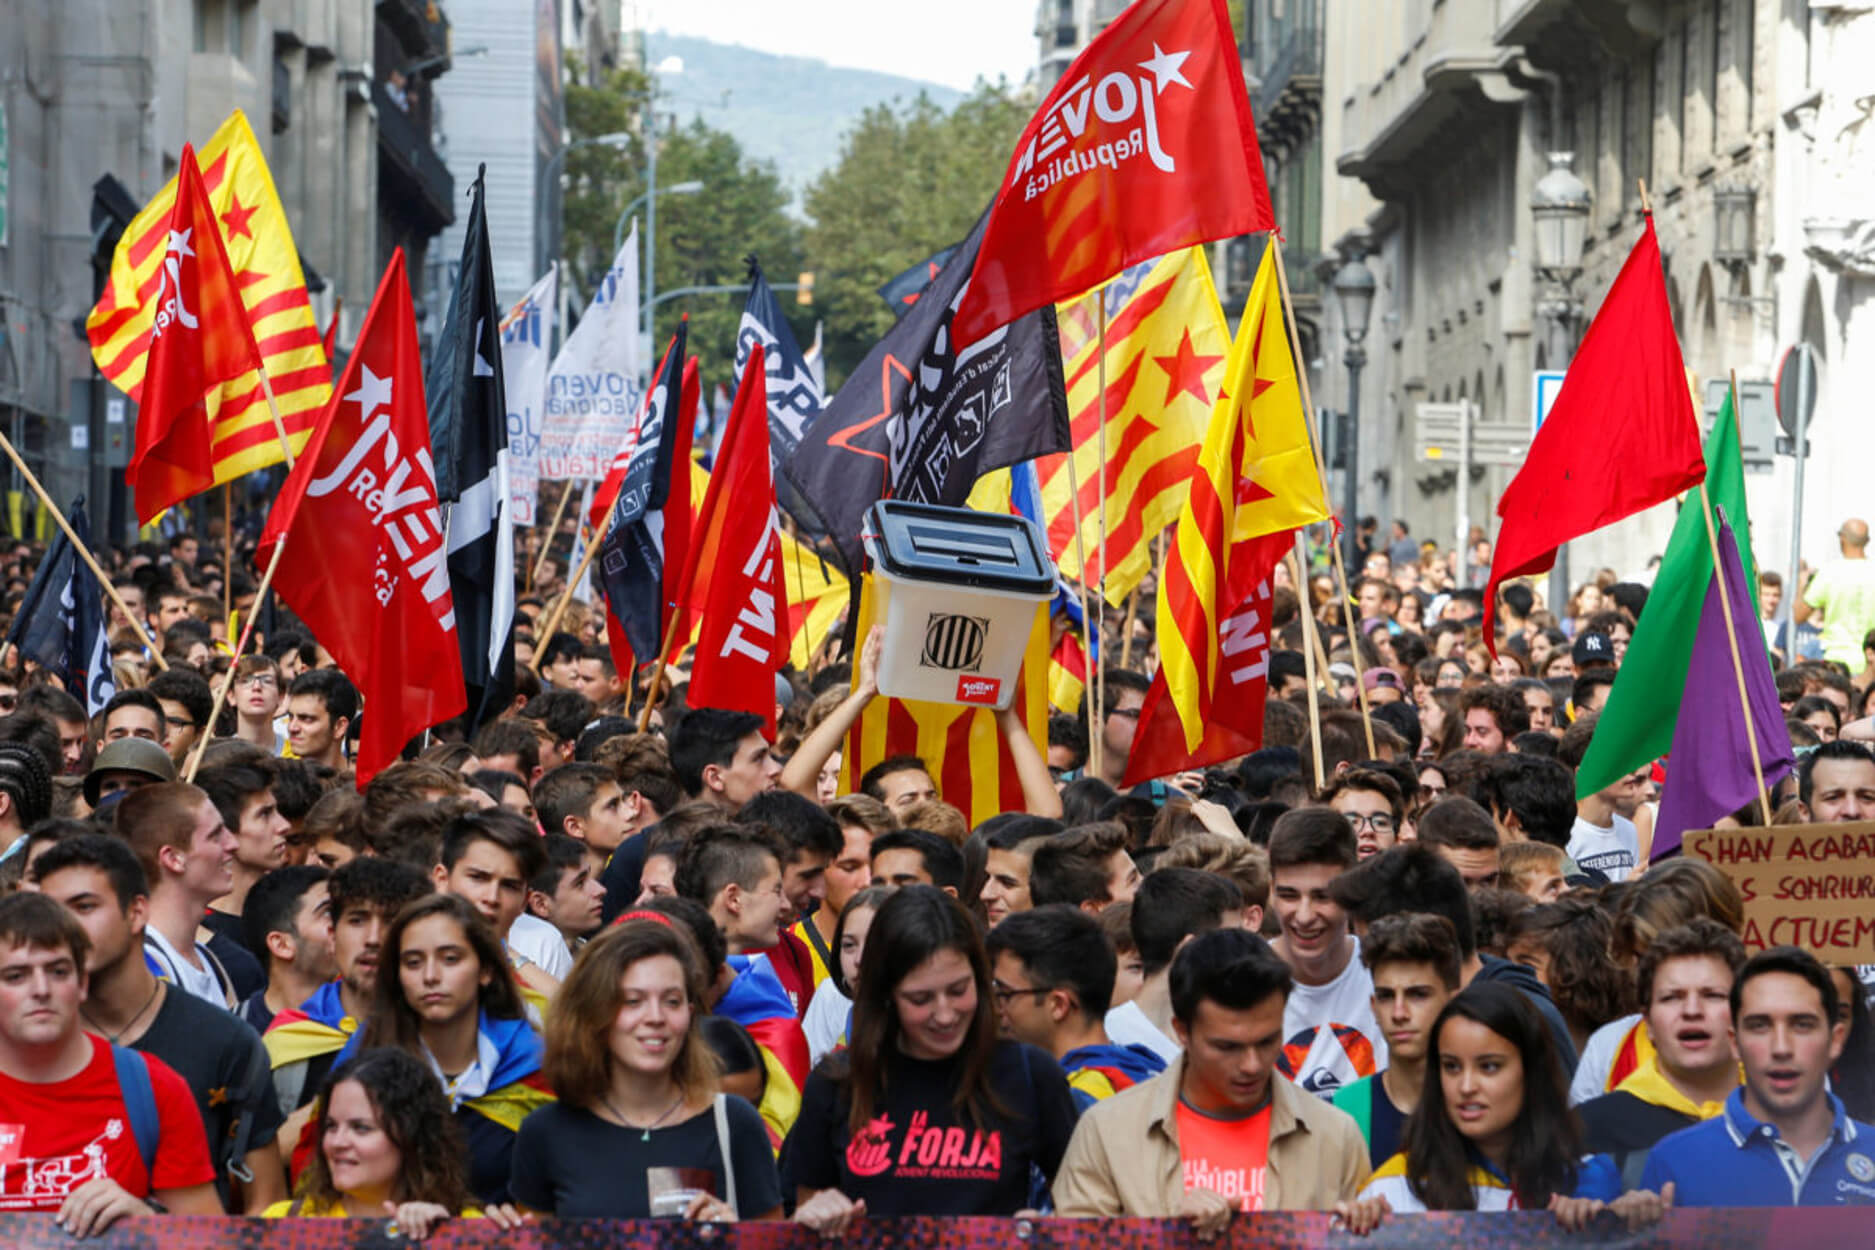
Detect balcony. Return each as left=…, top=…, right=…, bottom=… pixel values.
left=374, top=80, right=454, bottom=232
left=375, top=0, right=449, bottom=61
left=1252, top=18, right=1324, bottom=148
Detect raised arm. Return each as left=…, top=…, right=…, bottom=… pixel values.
left=780, top=626, right=882, bottom=798
left=996, top=702, right=1064, bottom=819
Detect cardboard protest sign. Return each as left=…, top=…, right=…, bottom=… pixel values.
left=1683, top=821, right=1875, bottom=961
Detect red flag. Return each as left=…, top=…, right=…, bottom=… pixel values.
left=672, top=346, right=788, bottom=736
left=949, top=0, right=1274, bottom=347
left=255, top=250, right=466, bottom=785
left=129, top=144, right=267, bottom=523
left=1482, top=217, right=1706, bottom=653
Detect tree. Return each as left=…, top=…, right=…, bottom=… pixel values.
left=801, top=83, right=1034, bottom=387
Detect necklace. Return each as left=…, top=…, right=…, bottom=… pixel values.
left=601, top=1089, right=687, bottom=1141
left=83, top=979, right=161, bottom=1044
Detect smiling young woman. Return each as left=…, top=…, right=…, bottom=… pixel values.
left=509, top=917, right=781, bottom=1221
left=780, top=886, right=1079, bottom=1235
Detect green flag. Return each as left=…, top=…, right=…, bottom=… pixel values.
left=1575, top=389, right=1756, bottom=798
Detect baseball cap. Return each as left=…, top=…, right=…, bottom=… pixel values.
left=84, top=737, right=178, bottom=807
left=1572, top=631, right=1615, bottom=668
left=1362, top=667, right=1405, bottom=694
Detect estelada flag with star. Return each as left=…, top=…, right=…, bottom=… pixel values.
left=256, top=250, right=466, bottom=786
left=1036, top=245, right=1228, bottom=605
left=127, top=144, right=268, bottom=524
left=1122, top=241, right=1326, bottom=780
left=950, top=0, right=1273, bottom=347
left=88, top=110, right=329, bottom=485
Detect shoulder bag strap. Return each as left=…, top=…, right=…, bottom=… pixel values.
left=714, top=1093, right=739, bottom=1219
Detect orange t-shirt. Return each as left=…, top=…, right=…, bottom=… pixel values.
left=1175, top=1100, right=1272, bottom=1213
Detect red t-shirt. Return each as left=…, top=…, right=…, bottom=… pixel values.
left=0, top=1035, right=215, bottom=1211
left=1176, top=1100, right=1272, bottom=1213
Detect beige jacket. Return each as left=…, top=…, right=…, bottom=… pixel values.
left=1052, top=1057, right=1372, bottom=1216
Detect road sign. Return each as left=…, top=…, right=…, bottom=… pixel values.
left=1415, top=401, right=1527, bottom=470
left=1532, top=370, right=1567, bottom=431
left=1414, top=402, right=1467, bottom=464
left=1701, top=378, right=1778, bottom=474
left=1775, top=344, right=1819, bottom=437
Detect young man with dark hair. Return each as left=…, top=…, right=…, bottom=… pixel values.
left=432, top=809, right=559, bottom=991
left=1328, top=843, right=1578, bottom=1068
left=979, top=815, right=1064, bottom=926
left=1457, top=683, right=1528, bottom=755
left=1027, top=822, right=1140, bottom=913
left=472, top=718, right=543, bottom=786
left=1047, top=712, right=1089, bottom=779
left=98, top=688, right=166, bottom=752
left=1318, top=769, right=1404, bottom=860
left=1331, top=913, right=1461, bottom=1167
left=533, top=762, right=631, bottom=860
left=263, top=856, right=431, bottom=1116
left=866, top=827, right=964, bottom=894
left=115, top=782, right=263, bottom=1009
left=1079, top=669, right=1152, bottom=787
left=570, top=643, right=625, bottom=706
left=670, top=707, right=780, bottom=806
left=1413, top=795, right=1502, bottom=889
left=519, top=689, right=594, bottom=771
left=1572, top=667, right=1617, bottom=715
left=195, top=756, right=290, bottom=956
left=1471, top=753, right=1577, bottom=849
left=0, top=892, right=220, bottom=1232
left=225, top=655, right=285, bottom=754
left=857, top=754, right=939, bottom=813
left=525, top=833, right=604, bottom=953
left=1054, top=928, right=1372, bottom=1225
left=21, top=685, right=90, bottom=775
left=1799, top=738, right=1875, bottom=823
left=148, top=667, right=215, bottom=767
left=738, top=790, right=840, bottom=1010
left=987, top=905, right=1166, bottom=1106
left=1265, top=808, right=1385, bottom=1096
left=283, top=670, right=356, bottom=770
left=1558, top=712, right=1643, bottom=880
left=237, top=865, right=334, bottom=1033
left=33, top=835, right=287, bottom=1212
left=1578, top=918, right=1745, bottom=1184
left=1640, top=946, right=1874, bottom=1206
left=1104, top=867, right=1244, bottom=1066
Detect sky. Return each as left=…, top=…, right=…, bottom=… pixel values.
left=622, top=0, right=1039, bottom=92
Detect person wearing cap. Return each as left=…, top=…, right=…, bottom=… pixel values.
left=0, top=742, right=53, bottom=863
left=84, top=737, right=179, bottom=808
left=1573, top=631, right=1617, bottom=673
left=1362, top=668, right=1406, bottom=707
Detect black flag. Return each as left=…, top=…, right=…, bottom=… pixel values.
left=877, top=244, right=958, bottom=319
left=735, top=258, right=824, bottom=533
left=426, top=165, right=514, bottom=729
left=784, top=211, right=1070, bottom=578
left=5, top=498, right=114, bottom=714
left=598, top=321, right=690, bottom=663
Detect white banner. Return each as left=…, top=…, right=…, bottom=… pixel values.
left=541, top=227, right=643, bottom=482
left=499, top=264, right=558, bottom=527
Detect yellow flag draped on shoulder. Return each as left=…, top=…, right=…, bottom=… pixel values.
left=86, top=109, right=328, bottom=481
left=1156, top=243, right=1327, bottom=751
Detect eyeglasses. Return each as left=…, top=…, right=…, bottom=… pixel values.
left=242, top=674, right=277, bottom=688
left=990, top=983, right=1053, bottom=1006
left=1345, top=812, right=1395, bottom=833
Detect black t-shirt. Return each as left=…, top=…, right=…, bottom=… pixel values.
left=1577, top=1089, right=1698, bottom=1185
left=133, top=980, right=286, bottom=1205
left=599, top=830, right=651, bottom=923
left=201, top=908, right=254, bottom=960
left=204, top=928, right=266, bottom=1004
left=509, top=1096, right=780, bottom=1217
left=779, top=1040, right=1079, bottom=1216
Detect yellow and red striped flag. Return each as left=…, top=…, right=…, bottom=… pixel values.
left=87, top=110, right=327, bottom=482
left=839, top=574, right=1050, bottom=827
left=780, top=530, right=848, bottom=671
left=1049, top=630, right=1088, bottom=716
left=1037, top=247, right=1228, bottom=607
left=1153, top=242, right=1327, bottom=756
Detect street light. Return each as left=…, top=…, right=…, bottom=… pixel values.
left=1332, top=250, right=1377, bottom=571
left=1530, top=151, right=1591, bottom=611
left=613, top=180, right=705, bottom=253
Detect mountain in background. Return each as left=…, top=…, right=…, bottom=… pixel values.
left=644, top=32, right=966, bottom=217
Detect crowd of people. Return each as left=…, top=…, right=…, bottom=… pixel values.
left=0, top=511, right=1873, bottom=1240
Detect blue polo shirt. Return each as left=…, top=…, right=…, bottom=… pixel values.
left=1640, top=1087, right=1875, bottom=1206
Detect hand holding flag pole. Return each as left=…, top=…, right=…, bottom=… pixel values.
left=0, top=428, right=168, bottom=671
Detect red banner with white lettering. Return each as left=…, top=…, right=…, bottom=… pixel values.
left=256, top=250, right=466, bottom=784
left=949, top=0, right=1274, bottom=347
left=675, top=345, right=788, bottom=737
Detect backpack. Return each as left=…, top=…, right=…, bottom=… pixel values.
left=110, top=1044, right=161, bottom=1177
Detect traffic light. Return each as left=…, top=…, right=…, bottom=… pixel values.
left=796, top=272, right=814, bottom=306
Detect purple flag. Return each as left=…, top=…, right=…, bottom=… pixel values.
left=1654, top=514, right=1794, bottom=855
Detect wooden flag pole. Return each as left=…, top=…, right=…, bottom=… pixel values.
left=255, top=369, right=299, bottom=470
left=1094, top=286, right=1111, bottom=760
left=1118, top=585, right=1141, bottom=669
left=1063, top=447, right=1104, bottom=781
left=527, top=483, right=575, bottom=592
left=531, top=526, right=603, bottom=675
left=0, top=428, right=168, bottom=670
left=185, top=535, right=289, bottom=781
left=1268, top=241, right=1375, bottom=758
left=1696, top=372, right=1773, bottom=826
left=634, top=620, right=683, bottom=733
left=1291, top=533, right=1326, bottom=788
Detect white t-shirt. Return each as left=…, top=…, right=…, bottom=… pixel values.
left=1569, top=1011, right=1642, bottom=1105
left=1281, top=937, right=1388, bottom=1098
left=142, top=927, right=231, bottom=1009
left=803, top=979, right=852, bottom=1066
left=507, top=913, right=574, bottom=980
left=1104, top=998, right=1182, bottom=1065
left=1568, top=814, right=1639, bottom=882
